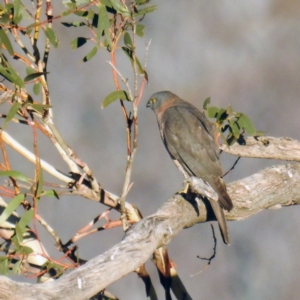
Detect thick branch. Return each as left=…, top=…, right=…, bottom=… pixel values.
left=0, top=162, right=299, bottom=299
left=221, top=136, right=300, bottom=161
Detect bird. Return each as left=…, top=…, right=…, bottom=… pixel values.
left=146, top=91, right=233, bottom=244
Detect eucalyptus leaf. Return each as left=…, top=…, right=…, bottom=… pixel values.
left=4, top=102, right=21, bottom=128
left=135, top=5, right=157, bottom=16
left=0, top=28, right=14, bottom=55
left=12, top=259, right=22, bottom=275
left=44, top=27, right=58, bottom=48
left=110, top=0, right=130, bottom=17
left=83, top=46, right=98, bottom=62
left=229, top=119, right=241, bottom=139
left=216, top=108, right=228, bottom=122
left=18, top=209, right=34, bottom=229
left=41, top=189, right=59, bottom=199
left=124, top=32, right=133, bottom=48
left=70, top=37, right=88, bottom=49
left=206, top=106, right=219, bottom=118
left=136, top=24, right=145, bottom=37
left=0, top=170, right=29, bottom=182
left=24, top=72, right=48, bottom=82
left=0, top=257, right=9, bottom=275
left=202, top=97, right=210, bottom=110
left=238, top=113, right=256, bottom=136
left=33, top=82, right=41, bottom=95
left=97, top=4, right=110, bottom=43
left=0, top=194, right=25, bottom=226
left=102, top=90, right=130, bottom=109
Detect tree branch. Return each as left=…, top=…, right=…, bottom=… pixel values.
left=0, top=162, right=299, bottom=299
left=220, top=136, right=300, bottom=161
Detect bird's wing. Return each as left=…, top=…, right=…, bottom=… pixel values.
left=161, top=105, right=223, bottom=181
left=161, top=105, right=233, bottom=211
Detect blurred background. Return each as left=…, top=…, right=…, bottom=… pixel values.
left=3, top=0, right=300, bottom=299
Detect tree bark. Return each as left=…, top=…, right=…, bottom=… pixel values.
left=0, top=161, right=299, bottom=300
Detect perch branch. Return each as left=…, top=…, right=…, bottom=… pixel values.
left=221, top=136, right=300, bottom=161
left=0, top=162, right=299, bottom=299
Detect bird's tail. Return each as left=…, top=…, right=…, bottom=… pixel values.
left=209, top=200, right=230, bottom=244
left=215, top=178, right=233, bottom=211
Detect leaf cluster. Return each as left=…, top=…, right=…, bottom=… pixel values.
left=203, top=98, right=259, bottom=146
left=63, top=0, right=156, bottom=62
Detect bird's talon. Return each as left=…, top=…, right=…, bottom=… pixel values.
left=176, top=182, right=190, bottom=195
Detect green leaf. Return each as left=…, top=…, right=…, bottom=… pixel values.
left=238, top=113, right=256, bottom=136
left=83, top=46, right=98, bottom=62
left=0, top=66, right=13, bottom=84
left=124, top=32, right=133, bottom=48
left=36, top=163, right=43, bottom=198
left=206, top=106, right=219, bottom=118
left=0, top=193, right=25, bottom=226
left=61, top=8, right=74, bottom=17
left=219, top=131, right=228, bottom=146
left=6, top=64, right=24, bottom=87
left=136, top=24, right=145, bottom=37
left=202, top=97, right=210, bottom=110
left=110, top=0, right=130, bottom=17
left=226, top=105, right=233, bottom=114
left=0, top=65, right=24, bottom=87
left=33, top=82, right=41, bottom=95
left=70, top=37, right=88, bottom=49
left=135, top=5, right=157, bottom=16
left=68, top=0, right=90, bottom=4
left=104, top=29, right=112, bottom=49
left=0, top=28, right=14, bottom=55
left=102, top=90, right=130, bottom=109
left=122, top=46, right=133, bottom=60
left=97, top=4, right=110, bottom=43
left=25, top=66, right=35, bottom=75
left=18, top=245, right=34, bottom=256
left=44, top=27, right=58, bottom=48
left=18, top=209, right=34, bottom=229
left=216, top=108, right=228, bottom=122
left=86, top=9, right=94, bottom=20
left=229, top=119, right=241, bottom=139
left=0, top=257, right=9, bottom=275
left=15, top=223, right=24, bottom=243
left=135, top=0, right=151, bottom=4
left=25, top=103, right=52, bottom=113
left=122, top=47, right=144, bottom=74
left=61, top=21, right=85, bottom=27
left=62, top=0, right=77, bottom=9
left=13, top=0, right=22, bottom=24
left=0, top=170, right=29, bottom=182
left=226, top=134, right=238, bottom=146
left=3, top=102, right=21, bottom=128
left=136, top=56, right=145, bottom=74
left=11, top=234, right=20, bottom=247
left=74, top=10, right=89, bottom=17
left=41, top=189, right=59, bottom=199
left=24, top=72, right=48, bottom=82
left=12, top=259, right=22, bottom=275
left=101, top=0, right=113, bottom=8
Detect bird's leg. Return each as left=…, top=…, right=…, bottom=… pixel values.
left=176, top=181, right=190, bottom=195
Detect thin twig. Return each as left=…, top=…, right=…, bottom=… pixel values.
left=191, top=223, right=217, bottom=276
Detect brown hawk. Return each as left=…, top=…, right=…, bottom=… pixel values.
left=146, top=91, right=233, bottom=244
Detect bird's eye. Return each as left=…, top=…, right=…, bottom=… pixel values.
left=152, top=98, right=157, bottom=103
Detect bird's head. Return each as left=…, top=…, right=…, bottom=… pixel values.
left=146, top=91, right=176, bottom=111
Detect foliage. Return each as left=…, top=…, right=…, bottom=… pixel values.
left=0, top=0, right=258, bottom=299
left=203, top=97, right=259, bottom=146
left=0, top=0, right=155, bottom=286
